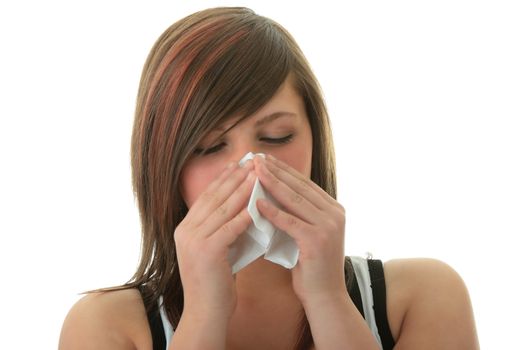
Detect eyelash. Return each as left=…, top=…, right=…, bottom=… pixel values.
left=194, top=134, right=294, bottom=156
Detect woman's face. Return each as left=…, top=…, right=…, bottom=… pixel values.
left=180, top=76, right=313, bottom=208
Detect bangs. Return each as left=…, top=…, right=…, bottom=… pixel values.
left=175, top=13, right=294, bottom=155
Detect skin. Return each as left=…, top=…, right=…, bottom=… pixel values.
left=59, top=77, right=479, bottom=350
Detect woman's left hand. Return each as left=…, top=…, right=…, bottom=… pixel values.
left=253, top=155, right=348, bottom=306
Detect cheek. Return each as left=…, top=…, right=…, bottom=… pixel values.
left=180, top=161, right=223, bottom=207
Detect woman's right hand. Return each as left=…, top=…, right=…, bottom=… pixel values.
left=174, top=160, right=256, bottom=321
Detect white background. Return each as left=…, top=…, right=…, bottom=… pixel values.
left=1, top=0, right=523, bottom=348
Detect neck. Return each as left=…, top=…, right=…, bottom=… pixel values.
left=227, top=259, right=305, bottom=350
left=234, top=257, right=295, bottom=302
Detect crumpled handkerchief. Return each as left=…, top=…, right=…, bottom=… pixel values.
left=228, top=152, right=299, bottom=274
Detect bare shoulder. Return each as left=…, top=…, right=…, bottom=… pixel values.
left=383, top=258, right=479, bottom=350
left=59, top=288, right=152, bottom=350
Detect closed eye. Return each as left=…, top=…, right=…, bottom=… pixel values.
left=194, top=134, right=294, bottom=156
left=261, top=134, right=293, bottom=144
left=194, top=142, right=226, bottom=156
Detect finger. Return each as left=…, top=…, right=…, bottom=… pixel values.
left=204, top=159, right=252, bottom=194
left=189, top=160, right=254, bottom=225
left=184, top=162, right=237, bottom=221
left=201, top=160, right=250, bottom=198
left=209, top=208, right=253, bottom=247
left=254, top=158, right=322, bottom=224
left=199, top=170, right=256, bottom=238
left=266, top=155, right=339, bottom=205
left=255, top=155, right=324, bottom=207
left=255, top=198, right=312, bottom=245
left=206, top=161, right=238, bottom=192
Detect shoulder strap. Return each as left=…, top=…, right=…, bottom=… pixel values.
left=345, top=256, right=365, bottom=318
left=367, top=259, right=395, bottom=350
left=137, top=261, right=390, bottom=350
left=138, top=286, right=167, bottom=350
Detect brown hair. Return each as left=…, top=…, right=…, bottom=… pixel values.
left=124, top=7, right=336, bottom=349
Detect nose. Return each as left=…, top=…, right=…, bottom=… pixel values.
left=227, top=136, right=262, bottom=165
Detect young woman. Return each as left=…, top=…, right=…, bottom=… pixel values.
left=59, top=7, right=479, bottom=350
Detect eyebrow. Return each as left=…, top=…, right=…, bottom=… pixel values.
left=213, top=111, right=297, bottom=132
left=254, top=111, right=297, bottom=127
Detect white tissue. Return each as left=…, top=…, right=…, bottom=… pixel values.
left=228, top=152, right=299, bottom=274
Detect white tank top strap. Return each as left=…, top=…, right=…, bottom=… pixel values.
left=350, top=255, right=383, bottom=346
left=158, top=296, right=174, bottom=349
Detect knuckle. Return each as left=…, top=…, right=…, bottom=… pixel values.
left=331, top=208, right=346, bottom=227
left=337, top=213, right=346, bottom=227
left=273, top=166, right=284, bottom=179
left=201, top=190, right=220, bottom=205
left=174, top=225, right=188, bottom=244
left=286, top=214, right=298, bottom=227
left=299, top=178, right=310, bottom=192
left=217, top=204, right=228, bottom=216
left=265, top=171, right=279, bottom=186
left=233, top=211, right=247, bottom=223
left=291, top=193, right=303, bottom=204
left=220, top=222, right=234, bottom=236
left=174, top=231, right=182, bottom=245
left=242, top=175, right=256, bottom=190
left=235, top=167, right=250, bottom=180
left=335, top=201, right=345, bottom=213
left=263, top=166, right=280, bottom=185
